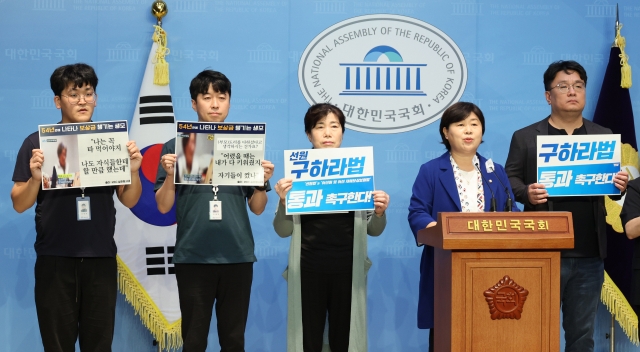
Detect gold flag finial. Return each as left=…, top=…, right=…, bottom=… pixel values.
left=151, top=0, right=168, bottom=27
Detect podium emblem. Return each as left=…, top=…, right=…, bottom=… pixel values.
left=483, top=275, right=529, bottom=320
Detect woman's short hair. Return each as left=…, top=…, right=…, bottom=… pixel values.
left=303, top=103, right=346, bottom=135
left=439, top=102, right=485, bottom=151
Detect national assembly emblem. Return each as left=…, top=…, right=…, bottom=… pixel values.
left=298, top=14, right=467, bottom=134
left=483, top=275, right=529, bottom=320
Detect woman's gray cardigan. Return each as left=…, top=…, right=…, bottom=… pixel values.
left=273, top=202, right=386, bottom=352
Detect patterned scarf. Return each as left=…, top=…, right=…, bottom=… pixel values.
left=450, top=154, right=485, bottom=212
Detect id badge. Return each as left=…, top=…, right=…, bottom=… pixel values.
left=76, top=197, right=91, bottom=221
left=210, top=200, right=222, bottom=220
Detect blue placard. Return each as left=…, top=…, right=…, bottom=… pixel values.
left=284, top=147, right=375, bottom=214
left=537, top=135, right=621, bottom=196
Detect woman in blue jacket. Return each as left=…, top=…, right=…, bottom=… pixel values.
left=408, top=102, right=519, bottom=351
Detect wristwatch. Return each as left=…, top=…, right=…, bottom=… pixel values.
left=254, top=182, right=268, bottom=191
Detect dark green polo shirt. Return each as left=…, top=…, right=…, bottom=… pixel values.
left=155, top=138, right=270, bottom=264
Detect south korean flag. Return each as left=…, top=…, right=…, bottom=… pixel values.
left=113, top=27, right=181, bottom=350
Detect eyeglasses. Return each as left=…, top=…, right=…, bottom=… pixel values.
left=549, top=82, right=585, bottom=94
left=60, top=93, right=97, bottom=105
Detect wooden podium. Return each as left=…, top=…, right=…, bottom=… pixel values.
left=417, top=212, right=574, bottom=351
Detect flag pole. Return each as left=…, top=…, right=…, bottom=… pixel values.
left=148, top=0, right=169, bottom=347
left=606, top=6, right=619, bottom=352
left=611, top=313, right=616, bottom=352
left=612, top=3, right=619, bottom=49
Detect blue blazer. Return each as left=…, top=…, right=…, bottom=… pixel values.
left=407, top=152, right=518, bottom=329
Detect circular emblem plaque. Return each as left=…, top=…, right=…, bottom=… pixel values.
left=298, top=14, right=467, bottom=134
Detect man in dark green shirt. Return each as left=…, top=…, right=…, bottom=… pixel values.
left=155, top=70, right=273, bottom=352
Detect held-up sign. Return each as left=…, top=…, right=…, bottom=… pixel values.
left=39, top=121, right=130, bottom=189
left=174, top=121, right=266, bottom=186
left=284, top=146, right=375, bottom=215
left=536, top=134, right=621, bottom=196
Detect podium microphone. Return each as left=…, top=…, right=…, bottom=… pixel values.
left=475, top=162, right=496, bottom=212
left=486, top=159, right=513, bottom=212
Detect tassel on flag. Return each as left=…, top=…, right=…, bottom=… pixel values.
left=152, top=25, right=170, bottom=86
